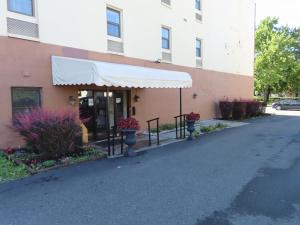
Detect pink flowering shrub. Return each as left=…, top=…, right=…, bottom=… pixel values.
left=12, top=108, right=82, bottom=159
left=219, top=99, right=233, bottom=120
left=186, top=112, right=200, bottom=122
left=245, top=100, right=261, bottom=117
left=220, top=98, right=263, bottom=120
left=117, top=117, right=140, bottom=130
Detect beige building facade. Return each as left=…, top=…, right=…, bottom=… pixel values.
left=0, top=0, right=255, bottom=148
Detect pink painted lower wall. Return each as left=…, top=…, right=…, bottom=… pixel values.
left=0, top=37, right=253, bottom=148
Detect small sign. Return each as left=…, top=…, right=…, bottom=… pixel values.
left=116, top=98, right=122, bottom=104
left=88, top=98, right=94, bottom=106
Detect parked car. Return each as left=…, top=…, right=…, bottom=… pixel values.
left=272, top=99, right=300, bottom=110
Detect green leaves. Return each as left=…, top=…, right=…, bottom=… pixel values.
left=255, top=17, right=300, bottom=100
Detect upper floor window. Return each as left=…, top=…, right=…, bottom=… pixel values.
left=195, top=0, right=201, bottom=11
left=196, top=39, right=202, bottom=58
left=11, top=87, right=41, bottom=115
left=162, top=27, right=170, bottom=50
left=107, top=7, right=121, bottom=38
left=8, top=0, right=34, bottom=16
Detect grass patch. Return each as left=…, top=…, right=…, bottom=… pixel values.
left=0, top=154, right=29, bottom=183
left=200, top=123, right=229, bottom=133
left=150, top=123, right=176, bottom=133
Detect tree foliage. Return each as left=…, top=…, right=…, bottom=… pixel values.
left=255, top=17, right=300, bottom=102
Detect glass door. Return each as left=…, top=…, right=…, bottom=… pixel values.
left=79, top=90, right=129, bottom=142
left=94, top=91, right=109, bottom=140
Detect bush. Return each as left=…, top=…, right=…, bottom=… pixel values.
left=42, top=160, right=56, bottom=168
left=219, top=100, right=233, bottom=119
left=232, top=100, right=247, bottom=120
left=12, top=108, right=82, bottom=160
left=246, top=100, right=265, bottom=117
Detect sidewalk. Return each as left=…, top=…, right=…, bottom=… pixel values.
left=92, top=119, right=248, bottom=157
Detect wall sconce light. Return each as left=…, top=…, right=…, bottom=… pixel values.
left=68, top=96, right=76, bottom=106
left=134, top=94, right=141, bottom=102
left=104, top=92, right=113, bottom=97
left=193, top=93, right=198, bottom=99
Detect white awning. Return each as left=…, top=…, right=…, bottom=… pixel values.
left=51, top=56, right=192, bottom=88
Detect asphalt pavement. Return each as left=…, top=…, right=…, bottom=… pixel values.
left=1, top=114, right=300, bottom=225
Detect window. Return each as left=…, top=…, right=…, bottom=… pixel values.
left=8, top=0, right=34, bottom=16
left=107, top=7, right=121, bottom=38
left=11, top=87, right=41, bottom=115
left=196, top=39, right=202, bottom=58
left=162, top=27, right=170, bottom=50
left=195, top=0, right=201, bottom=10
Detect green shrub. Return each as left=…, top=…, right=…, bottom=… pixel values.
left=200, top=126, right=215, bottom=133
left=215, top=123, right=228, bottom=129
left=200, top=123, right=228, bottom=133
left=0, top=156, right=28, bottom=182
left=41, top=160, right=56, bottom=168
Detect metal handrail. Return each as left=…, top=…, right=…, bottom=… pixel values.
left=107, top=126, right=124, bottom=157
left=147, top=117, right=160, bottom=146
left=174, top=114, right=186, bottom=139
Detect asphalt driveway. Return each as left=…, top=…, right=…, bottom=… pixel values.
left=1, top=115, right=300, bottom=225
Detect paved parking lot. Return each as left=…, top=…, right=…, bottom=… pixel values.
left=1, top=115, right=300, bottom=225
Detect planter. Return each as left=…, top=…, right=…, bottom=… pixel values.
left=186, top=120, right=196, bottom=140
left=122, top=129, right=137, bottom=157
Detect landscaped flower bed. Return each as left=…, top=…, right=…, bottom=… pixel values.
left=4, top=108, right=106, bottom=174
left=2, top=147, right=106, bottom=174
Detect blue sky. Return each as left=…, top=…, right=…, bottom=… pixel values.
left=255, top=0, right=300, bottom=27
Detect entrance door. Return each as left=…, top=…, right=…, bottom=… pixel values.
left=79, top=90, right=129, bottom=142
left=94, top=91, right=109, bottom=139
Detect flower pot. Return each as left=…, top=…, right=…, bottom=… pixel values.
left=122, top=129, right=137, bottom=157
left=186, top=120, right=196, bottom=140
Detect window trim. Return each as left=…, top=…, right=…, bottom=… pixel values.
left=7, top=0, right=35, bottom=17
left=161, top=26, right=171, bottom=51
left=11, top=87, right=42, bottom=116
left=106, top=7, right=122, bottom=39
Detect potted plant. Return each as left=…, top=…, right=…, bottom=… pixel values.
left=186, top=112, right=200, bottom=140
left=117, top=117, right=140, bottom=157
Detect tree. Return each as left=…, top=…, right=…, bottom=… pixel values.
left=255, top=17, right=300, bottom=103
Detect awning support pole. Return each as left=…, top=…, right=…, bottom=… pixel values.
left=106, top=87, right=111, bottom=137
left=180, top=88, right=183, bottom=138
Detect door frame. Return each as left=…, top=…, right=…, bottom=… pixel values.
left=79, top=89, right=131, bottom=141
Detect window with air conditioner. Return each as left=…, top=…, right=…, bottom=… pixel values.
left=106, top=7, right=124, bottom=53
left=161, top=27, right=172, bottom=62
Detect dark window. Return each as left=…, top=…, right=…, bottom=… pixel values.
left=162, top=27, right=170, bottom=50
left=107, top=8, right=121, bottom=38
left=196, top=39, right=202, bottom=57
left=11, top=87, right=41, bottom=115
left=8, top=0, right=34, bottom=16
left=195, top=0, right=201, bottom=10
